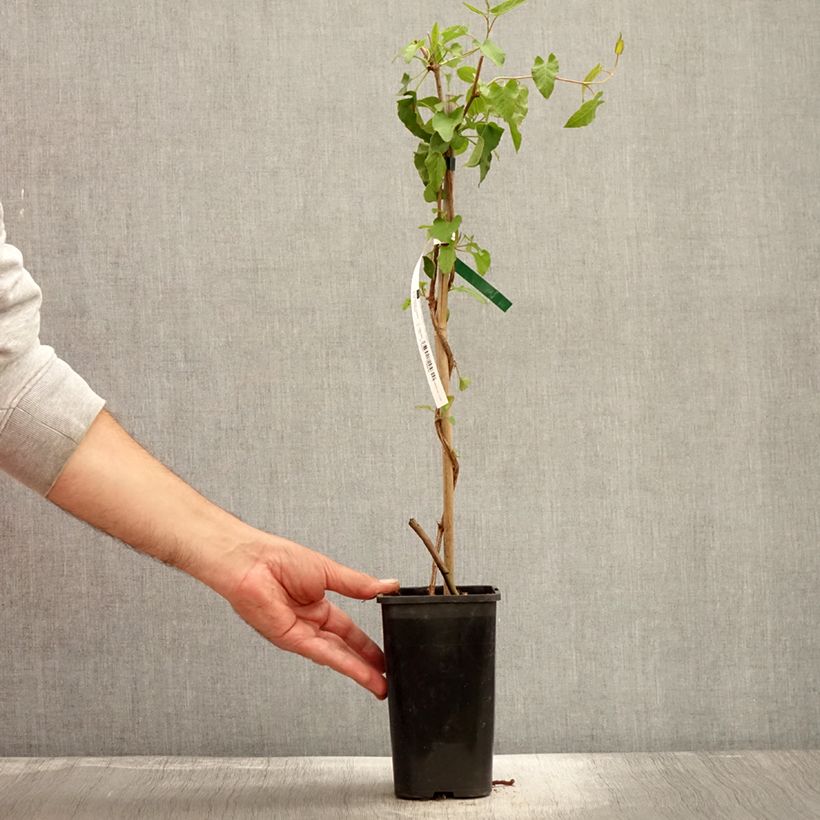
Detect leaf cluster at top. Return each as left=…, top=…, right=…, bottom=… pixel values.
left=394, top=0, right=623, bottom=286
left=395, top=1, right=621, bottom=204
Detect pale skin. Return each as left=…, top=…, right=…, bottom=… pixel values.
left=46, top=409, right=400, bottom=699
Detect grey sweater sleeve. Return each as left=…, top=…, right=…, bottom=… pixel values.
left=0, top=201, right=106, bottom=495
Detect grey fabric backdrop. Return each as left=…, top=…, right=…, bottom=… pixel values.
left=1, top=0, right=818, bottom=756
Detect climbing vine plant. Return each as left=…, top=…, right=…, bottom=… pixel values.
left=396, top=0, right=624, bottom=594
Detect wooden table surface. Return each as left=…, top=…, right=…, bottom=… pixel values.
left=0, top=751, right=818, bottom=819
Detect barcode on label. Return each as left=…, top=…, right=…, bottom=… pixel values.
left=410, top=241, right=448, bottom=408
left=420, top=342, right=437, bottom=379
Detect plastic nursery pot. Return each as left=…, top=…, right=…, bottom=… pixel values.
left=376, top=584, right=501, bottom=800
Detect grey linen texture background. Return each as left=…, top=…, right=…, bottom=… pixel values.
left=1, top=0, right=818, bottom=755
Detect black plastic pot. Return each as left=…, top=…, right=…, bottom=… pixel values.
left=377, top=585, right=501, bottom=800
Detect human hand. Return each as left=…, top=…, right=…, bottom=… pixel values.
left=219, top=535, right=400, bottom=699
left=44, top=410, right=400, bottom=698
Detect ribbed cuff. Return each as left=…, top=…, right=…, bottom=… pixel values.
left=0, top=355, right=106, bottom=495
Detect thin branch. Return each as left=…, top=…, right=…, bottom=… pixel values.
left=409, top=518, right=459, bottom=595
left=462, top=54, right=485, bottom=118
left=489, top=73, right=530, bottom=82
left=489, top=67, right=619, bottom=88
left=441, top=45, right=482, bottom=67
left=428, top=519, right=444, bottom=594
left=555, top=70, right=618, bottom=88
left=462, top=14, right=492, bottom=119
left=432, top=64, right=446, bottom=110
left=412, top=69, right=431, bottom=94
left=427, top=241, right=439, bottom=317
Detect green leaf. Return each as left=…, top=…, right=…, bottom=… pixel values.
left=469, top=94, right=489, bottom=117
left=458, top=376, right=472, bottom=391
left=431, top=112, right=454, bottom=142
left=450, top=133, right=469, bottom=154
left=401, top=297, right=412, bottom=310
left=413, top=142, right=429, bottom=185
left=615, top=32, right=624, bottom=56
left=482, top=79, right=528, bottom=126
left=474, top=121, right=504, bottom=183
left=424, top=150, right=446, bottom=200
left=431, top=106, right=464, bottom=142
left=509, top=119, right=522, bottom=151
left=438, top=243, right=456, bottom=274
left=457, top=65, right=477, bottom=83
left=463, top=2, right=486, bottom=15
left=490, top=0, right=527, bottom=15
left=415, top=404, right=435, bottom=412
left=416, top=95, right=441, bottom=111
left=465, top=135, right=484, bottom=168
left=532, top=53, right=559, bottom=99
left=442, top=24, right=468, bottom=43
left=470, top=246, right=491, bottom=274
left=583, top=63, right=602, bottom=84
left=397, top=94, right=431, bottom=139
left=429, top=215, right=462, bottom=242
left=479, top=39, right=505, bottom=66
left=428, top=131, right=449, bottom=153
left=422, top=255, right=436, bottom=279
left=564, top=91, right=605, bottom=128
left=430, top=22, right=440, bottom=47
left=401, top=40, right=424, bottom=64
left=398, top=72, right=412, bottom=95
left=442, top=42, right=464, bottom=66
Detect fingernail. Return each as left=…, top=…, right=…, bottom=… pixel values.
left=380, top=578, right=400, bottom=586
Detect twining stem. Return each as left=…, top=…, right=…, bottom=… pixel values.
left=434, top=56, right=460, bottom=593
left=413, top=20, right=497, bottom=594
left=414, top=23, right=493, bottom=594
left=433, top=176, right=457, bottom=593
left=409, top=519, right=459, bottom=595
left=427, top=519, right=444, bottom=594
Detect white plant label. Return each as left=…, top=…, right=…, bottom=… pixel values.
left=410, top=240, right=448, bottom=409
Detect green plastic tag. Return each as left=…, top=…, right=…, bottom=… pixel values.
left=453, top=257, right=512, bottom=312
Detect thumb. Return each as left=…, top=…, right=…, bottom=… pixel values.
left=323, top=559, right=399, bottom=600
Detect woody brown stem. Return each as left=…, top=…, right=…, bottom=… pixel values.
left=427, top=519, right=444, bottom=594
left=437, top=164, right=458, bottom=592
left=429, top=63, right=460, bottom=594
left=430, top=311, right=457, bottom=375
left=434, top=415, right=460, bottom=488
left=462, top=53, right=485, bottom=119
left=409, top=518, right=459, bottom=595
left=461, top=15, right=492, bottom=120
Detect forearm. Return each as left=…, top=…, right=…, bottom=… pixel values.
left=47, top=409, right=257, bottom=597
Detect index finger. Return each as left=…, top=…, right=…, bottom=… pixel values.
left=322, top=601, right=385, bottom=673
left=323, top=559, right=400, bottom=600
left=297, top=632, right=388, bottom=699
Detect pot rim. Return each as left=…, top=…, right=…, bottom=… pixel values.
left=377, top=585, right=500, bottom=604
